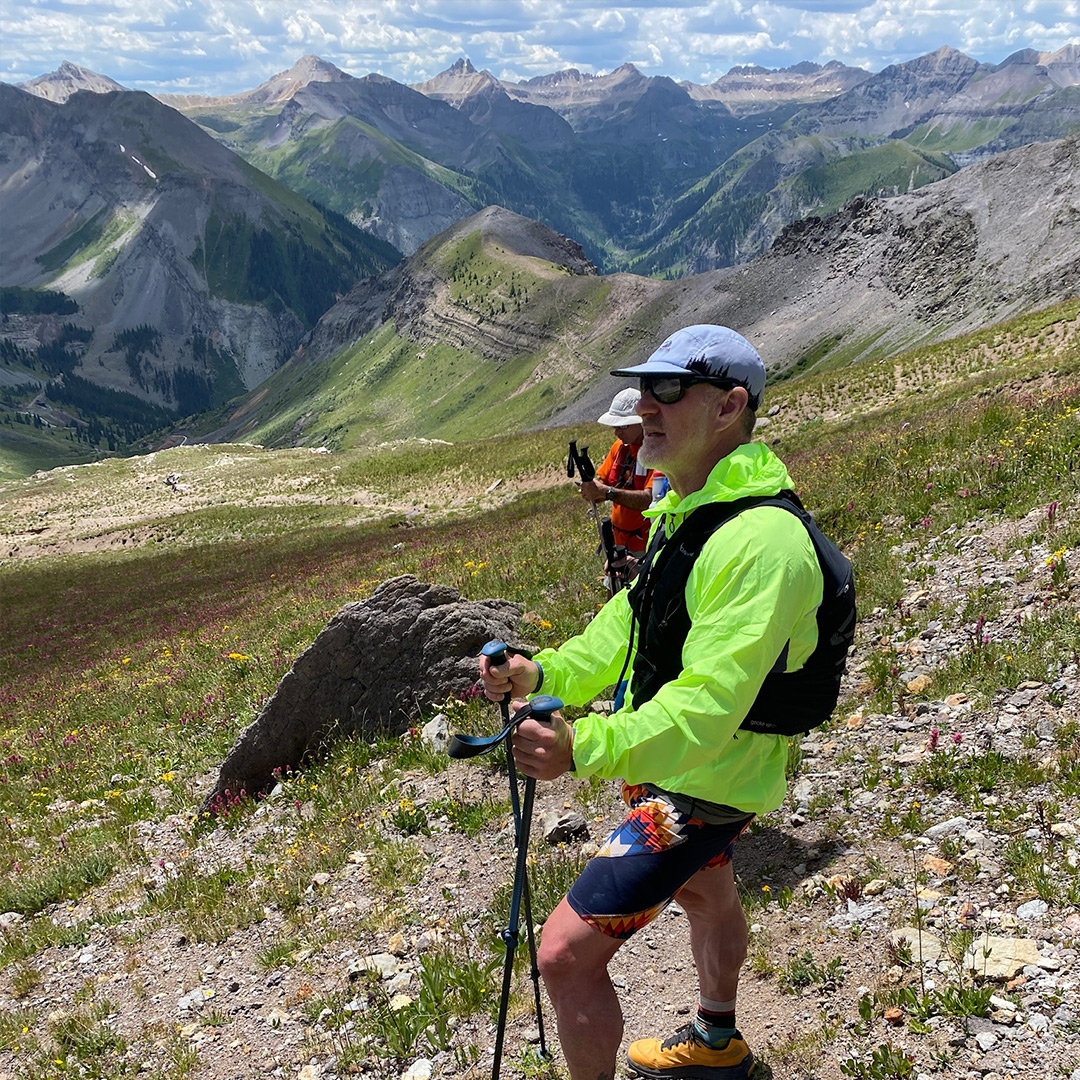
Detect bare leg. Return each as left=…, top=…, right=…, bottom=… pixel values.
left=675, top=860, right=747, bottom=1002
left=537, top=896, right=625, bottom=1080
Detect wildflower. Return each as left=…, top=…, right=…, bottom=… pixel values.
left=951, top=732, right=962, bottom=746
left=122, top=658, right=131, bottom=664
left=927, top=727, right=940, bottom=751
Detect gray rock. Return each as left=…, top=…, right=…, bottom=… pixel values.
left=974, top=1030, right=998, bottom=1051
left=1016, top=899, right=1049, bottom=920
left=925, top=816, right=968, bottom=839
left=350, top=952, right=400, bottom=979
left=1027, top=1012, right=1051, bottom=1032
left=205, top=576, right=520, bottom=808
left=542, top=810, right=590, bottom=844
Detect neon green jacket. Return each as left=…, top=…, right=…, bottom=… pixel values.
left=533, top=441, right=823, bottom=815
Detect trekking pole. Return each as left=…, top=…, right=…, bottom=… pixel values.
left=568, top=440, right=607, bottom=551
left=452, top=642, right=557, bottom=1080
left=570, top=440, right=620, bottom=595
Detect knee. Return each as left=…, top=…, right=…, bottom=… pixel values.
left=537, top=928, right=611, bottom=996
left=536, top=931, right=578, bottom=989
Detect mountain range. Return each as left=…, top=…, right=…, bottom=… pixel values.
left=158, top=44, right=1079, bottom=273
left=1, top=44, right=1077, bottom=474
left=0, top=81, right=399, bottom=444
left=22, top=46, right=1076, bottom=274
left=198, top=135, right=1080, bottom=450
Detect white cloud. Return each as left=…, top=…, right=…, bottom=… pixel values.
left=1, top=1, right=1076, bottom=94
left=593, top=10, right=626, bottom=33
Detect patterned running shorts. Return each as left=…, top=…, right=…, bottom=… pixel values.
left=566, top=782, right=754, bottom=939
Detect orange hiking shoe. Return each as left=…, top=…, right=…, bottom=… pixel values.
left=627, top=1024, right=757, bottom=1079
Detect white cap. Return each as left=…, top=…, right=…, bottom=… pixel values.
left=597, top=387, right=642, bottom=426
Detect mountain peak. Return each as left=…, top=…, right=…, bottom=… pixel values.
left=288, top=55, right=348, bottom=81
left=237, top=55, right=349, bottom=105
left=18, top=61, right=126, bottom=103
left=411, top=58, right=500, bottom=103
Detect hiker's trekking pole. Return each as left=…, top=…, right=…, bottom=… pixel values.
left=600, top=517, right=629, bottom=595
left=568, top=440, right=606, bottom=549
left=569, top=441, right=622, bottom=596
left=450, top=642, right=558, bottom=1080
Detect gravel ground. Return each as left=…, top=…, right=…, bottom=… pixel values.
left=2, top=499, right=1078, bottom=1080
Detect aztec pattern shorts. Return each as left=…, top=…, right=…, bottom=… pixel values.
left=566, top=782, right=754, bottom=939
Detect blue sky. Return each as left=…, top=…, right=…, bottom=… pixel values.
left=2, top=0, right=1077, bottom=94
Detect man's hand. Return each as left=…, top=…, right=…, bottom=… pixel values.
left=579, top=478, right=609, bottom=504
left=479, top=651, right=540, bottom=702
left=510, top=699, right=574, bottom=780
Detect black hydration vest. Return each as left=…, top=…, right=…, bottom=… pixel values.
left=625, top=490, right=856, bottom=737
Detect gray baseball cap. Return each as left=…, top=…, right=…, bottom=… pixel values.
left=612, top=324, right=765, bottom=409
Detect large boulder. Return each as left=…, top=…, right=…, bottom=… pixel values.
left=204, top=575, right=521, bottom=809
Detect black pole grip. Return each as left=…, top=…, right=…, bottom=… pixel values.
left=526, top=695, right=563, bottom=723
left=481, top=639, right=509, bottom=667
left=567, top=441, right=596, bottom=483
left=577, top=445, right=595, bottom=483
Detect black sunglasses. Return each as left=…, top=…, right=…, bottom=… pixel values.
left=638, top=375, right=737, bottom=404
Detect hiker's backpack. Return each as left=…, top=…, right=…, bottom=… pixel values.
left=626, top=490, right=856, bottom=737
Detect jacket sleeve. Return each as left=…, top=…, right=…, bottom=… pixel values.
left=530, top=587, right=634, bottom=707
left=569, top=506, right=823, bottom=783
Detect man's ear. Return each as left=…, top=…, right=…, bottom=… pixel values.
left=716, top=385, right=749, bottom=430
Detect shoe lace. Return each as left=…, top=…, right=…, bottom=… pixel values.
left=660, top=1024, right=703, bottom=1052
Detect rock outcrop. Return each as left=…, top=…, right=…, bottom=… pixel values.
left=204, top=576, right=521, bottom=809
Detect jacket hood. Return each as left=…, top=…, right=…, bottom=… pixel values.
left=645, top=441, right=794, bottom=521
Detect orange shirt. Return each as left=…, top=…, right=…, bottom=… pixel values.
left=599, top=438, right=654, bottom=551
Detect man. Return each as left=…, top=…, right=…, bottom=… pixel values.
left=578, top=387, right=655, bottom=559
left=481, top=324, right=825, bottom=1080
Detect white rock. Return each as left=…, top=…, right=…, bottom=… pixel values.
left=1016, top=899, right=1048, bottom=920
left=402, top=1059, right=433, bottom=1080
left=925, top=816, right=968, bottom=839
left=421, top=714, right=450, bottom=752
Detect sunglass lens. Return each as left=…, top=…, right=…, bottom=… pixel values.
left=641, top=377, right=686, bottom=403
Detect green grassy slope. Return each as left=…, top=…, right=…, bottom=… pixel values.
left=207, top=231, right=630, bottom=450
